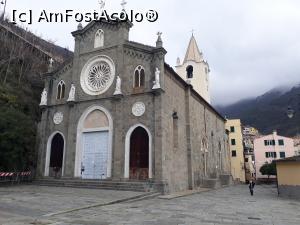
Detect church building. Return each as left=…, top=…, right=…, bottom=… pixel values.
left=37, top=19, right=231, bottom=193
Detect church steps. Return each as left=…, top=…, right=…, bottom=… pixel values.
left=33, top=178, right=160, bottom=192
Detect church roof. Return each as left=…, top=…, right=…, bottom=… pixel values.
left=183, top=35, right=203, bottom=63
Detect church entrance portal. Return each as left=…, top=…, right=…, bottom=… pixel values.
left=129, top=127, right=149, bottom=180
left=49, top=133, right=64, bottom=177
left=75, top=107, right=112, bottom=180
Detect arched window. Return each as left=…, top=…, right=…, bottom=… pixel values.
left=57, top=80, right=65, bottom=100
left=134, top=65, right=145, bottom=88
left=186, top=65, right=193, bottom=79
left=94, top=29, right=104, bottom=48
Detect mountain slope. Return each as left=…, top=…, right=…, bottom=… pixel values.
left=217, top=85, right=300, bottom=136
left=0, top=18, right=72, bottom=171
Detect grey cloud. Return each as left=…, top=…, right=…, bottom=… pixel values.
left=5, top=0, right=300, bottom=105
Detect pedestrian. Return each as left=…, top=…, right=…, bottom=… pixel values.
left=249, top=180, right=255, bottom=196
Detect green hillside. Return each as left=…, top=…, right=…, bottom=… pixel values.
left=0, top=18, right=72, bottom=171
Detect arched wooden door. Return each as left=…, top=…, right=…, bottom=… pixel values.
left=129, top=127, right=149, bottom=180
left=81, top=109, right=110, bottom=180
left=49, top=133, right=64, bottom=177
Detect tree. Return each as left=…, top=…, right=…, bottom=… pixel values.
left=0, top=106, right=37, bottom=171
left=259, top=162, right=277, bottom=179
left=0, top=20, right=72, bottom=173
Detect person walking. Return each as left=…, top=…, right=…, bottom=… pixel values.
left=249, top=180, right=255, bottom=196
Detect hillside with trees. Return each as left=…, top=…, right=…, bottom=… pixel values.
left=217, top=85, right=300, bottom=136
left=0, top=18, right=72, bottom=172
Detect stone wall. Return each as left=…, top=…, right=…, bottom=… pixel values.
left=161, top=69, right=189, bottom=193
left=161, top=67, right=231, bottom=193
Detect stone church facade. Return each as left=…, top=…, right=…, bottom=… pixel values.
left=37, top=19, right=231, bottom=193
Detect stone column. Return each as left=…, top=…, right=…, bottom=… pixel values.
left=185, top=85, right=193, bottom=190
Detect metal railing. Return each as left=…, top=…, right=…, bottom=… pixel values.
left=0, top=171, right=32, bottom=185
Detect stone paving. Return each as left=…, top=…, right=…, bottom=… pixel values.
left=1, top=184, right=300, bottom=225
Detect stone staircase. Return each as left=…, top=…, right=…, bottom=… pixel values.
left=201, top=174, right=233, bottom=189
left=33, top=178, right=163, bottom=192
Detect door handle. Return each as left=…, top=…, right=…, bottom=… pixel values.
left=81, top=164, right=85, bottom=174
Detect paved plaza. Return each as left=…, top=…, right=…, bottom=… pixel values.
left=0, top=184, right=300, bottom=225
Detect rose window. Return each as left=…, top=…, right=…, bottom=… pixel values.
left=80, top=55, right=115, bottom=96
left=87, top=62, right=111, bottom=92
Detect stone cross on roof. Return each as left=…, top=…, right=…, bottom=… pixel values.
left=121, top=0, right=127, bottom=11
left=98, top=0, right=105, bottom=10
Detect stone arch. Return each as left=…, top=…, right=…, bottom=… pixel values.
left=124, top=124, right=152, bottom=179
left=45, top=131, right=66, bottom=177
left=74, top=105, right=113, bottom=178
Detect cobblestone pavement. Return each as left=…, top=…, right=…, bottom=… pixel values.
left=1, top=184, right=300, bottom=225
left=0, top=185, right=144, bottom=225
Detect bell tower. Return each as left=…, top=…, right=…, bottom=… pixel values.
left=176, top=34, right=211, bottom=103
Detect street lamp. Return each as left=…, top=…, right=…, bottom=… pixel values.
left=287, top=106, right=295, bottom=119
left=286, top=94, right=300, bottom=135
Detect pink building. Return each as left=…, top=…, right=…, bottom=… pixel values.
left=254, top=131, right=295, bottom=178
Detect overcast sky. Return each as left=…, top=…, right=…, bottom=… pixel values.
left=3, top=0, right=300, bottom=106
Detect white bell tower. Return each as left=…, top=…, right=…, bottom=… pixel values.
left=176, top=34, right=211, bottom=103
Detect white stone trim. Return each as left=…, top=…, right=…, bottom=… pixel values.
left=124, top=123, right=153, bottom=179
left=80, top=55, right=115, bottom=96
left=44, top=131, right=66, bottom=177
left=74, top=105, right=113, bottom=178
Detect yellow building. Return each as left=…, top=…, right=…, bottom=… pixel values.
left=276, top=156, right=300, bottom=199
left=225, top=119, right=245, bottom=183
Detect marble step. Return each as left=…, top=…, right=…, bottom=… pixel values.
left=33, top=179, right=157, bottom=192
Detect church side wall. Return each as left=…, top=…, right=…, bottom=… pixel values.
left=192, top=98, right=230, bottom=179
left=160, top=68, right=231, bottom=192
left=161, top=70, right=189, bottom=193
left=185, top=90, right=230, bottom=188
left=188, top=96, right=206, bottom=186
